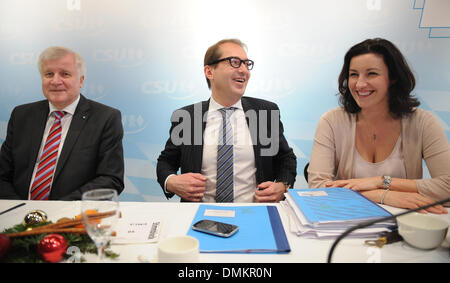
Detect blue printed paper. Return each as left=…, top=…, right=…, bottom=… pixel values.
left=288, top=188, right=391, bottom=224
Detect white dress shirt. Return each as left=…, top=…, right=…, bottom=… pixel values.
left=201, top=97, right=257, bottom=202
left=28, top=95, right=80, bottom=199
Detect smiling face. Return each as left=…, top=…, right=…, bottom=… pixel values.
left=204, top=42, right=251, bottom=106
left=41, top=53, right=84, bottom=109
left=348, top=53, right=391, bottom=112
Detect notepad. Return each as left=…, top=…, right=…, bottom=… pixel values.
left=187, top=205, right=290, bottom=253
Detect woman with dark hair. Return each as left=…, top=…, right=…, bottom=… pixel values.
left=308, top=38, right=449, bottom=214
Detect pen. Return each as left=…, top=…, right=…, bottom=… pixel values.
left=0, top=202, right=26, bottom=215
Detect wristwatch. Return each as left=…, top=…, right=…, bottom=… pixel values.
left=382, top=175, right=392, bottom=189
left=282, top=182, right=291, bottom=192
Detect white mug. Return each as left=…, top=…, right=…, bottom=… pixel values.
left=397, top=213, right=449, bottom=250
left=157, top=236, right=199, bottom=263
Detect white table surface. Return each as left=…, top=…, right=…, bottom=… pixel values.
left=0, top=200, right=449, bottom=263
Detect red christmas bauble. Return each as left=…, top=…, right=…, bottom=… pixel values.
left=0, top=234, right=11, bottom=259
left=37, top=234, right=68, bottom=263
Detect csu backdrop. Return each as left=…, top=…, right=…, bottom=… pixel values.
left=0, top=0, right=449, bottom=201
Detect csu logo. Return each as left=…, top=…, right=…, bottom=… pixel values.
left=9, top=52, right=39, bottom=65
left=122, top=114, right=148, bottom=135
left=246, top=78, right=295, bottom=99
left=93, top=48, right=145, bottom=68
left=141, top=80, right=201, bottom=100
left=55, top=15, right=105, bottom=36
left=82, top=82, right=107, bottom=100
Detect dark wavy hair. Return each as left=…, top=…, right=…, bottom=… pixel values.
left=338, top=38, right=420, bottom=118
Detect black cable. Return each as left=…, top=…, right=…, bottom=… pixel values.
left=327, top=197, right=450, bottom=263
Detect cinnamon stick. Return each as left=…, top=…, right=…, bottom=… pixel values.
left=31, top=210, right=118, bottom=231
left=5, top=210, right=119, bottom=238
left=7, top=228, right=87, bottom=238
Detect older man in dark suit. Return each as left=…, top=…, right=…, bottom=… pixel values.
left=157, top=39, right=296, bottom=202
left=0, top=46, right=124, bottom=200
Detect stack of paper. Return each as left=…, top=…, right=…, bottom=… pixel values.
left=282, top=188, right=396, bottom=239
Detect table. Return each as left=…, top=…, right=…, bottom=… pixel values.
left=0, top=200, right=449, bottom=263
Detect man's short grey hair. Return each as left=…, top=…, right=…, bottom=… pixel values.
left=37, top=46, right=86, bottom=78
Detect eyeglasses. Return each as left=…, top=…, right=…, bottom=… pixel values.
left=208, top=56, right=254, bottom=70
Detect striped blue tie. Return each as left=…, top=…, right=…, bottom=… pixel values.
left=216, top=107, right=235, bottom=202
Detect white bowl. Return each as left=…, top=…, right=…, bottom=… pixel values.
left=397, top=213, right=449, bottom=250
left=157, top=236, right=199, bottom=263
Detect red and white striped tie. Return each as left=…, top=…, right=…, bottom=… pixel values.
left=30, top=111, right=65, bottom=200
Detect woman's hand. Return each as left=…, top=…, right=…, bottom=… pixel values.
left=325, top=177, right=382, bottom=191
left=383, top=191, right=448, bottom=214
left=362, top=190, right=448, bottom=214
left=326, top=177, right=448, bottom=214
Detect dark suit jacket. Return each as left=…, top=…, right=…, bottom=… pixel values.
left=0, top=94, right=124, bottom=200
left=157, top=96, right=297, bottom=200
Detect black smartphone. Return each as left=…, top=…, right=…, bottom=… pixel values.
left=192, top=219, right=239, bottom=238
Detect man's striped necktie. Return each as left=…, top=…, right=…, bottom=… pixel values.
left=30, top=111, right=65, bottom=200
left=215, top=107, right=235, bottom=203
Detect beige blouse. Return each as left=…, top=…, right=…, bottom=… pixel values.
left=308, top=107, right=450, bottom=202
left=353, top=135, right=407, bottom=179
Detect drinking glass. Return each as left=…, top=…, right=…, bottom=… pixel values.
left=81, top=189, right=119, bottom=262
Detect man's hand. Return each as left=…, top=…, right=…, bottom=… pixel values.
left=254, top=181, right=286, bottom=203
left=166, top=173, right=207, bottom=202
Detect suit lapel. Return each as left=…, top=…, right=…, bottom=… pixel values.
left=241, top=97, right=252, bottom=129
left=54, top=95, right=90, bottom=180
left=241, top=97, right=263, bottom=182
left=28, top=102, right=50, bottom=178
left=192, top=100, right=209, bottom=173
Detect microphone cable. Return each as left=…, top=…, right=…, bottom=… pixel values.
left=327, top=197, right=450, bottom=263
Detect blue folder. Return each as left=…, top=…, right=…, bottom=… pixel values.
left=287, top=188, right=392, bottom=225
left=187, top=205, right=290, bottom=253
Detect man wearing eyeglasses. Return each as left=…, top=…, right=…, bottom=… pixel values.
left=157, top=39, right=296, bottom=202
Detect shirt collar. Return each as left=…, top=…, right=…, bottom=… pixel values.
left=209, top=96, right=243, bottom=112
left=48, top=95, right=80, bottom=117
